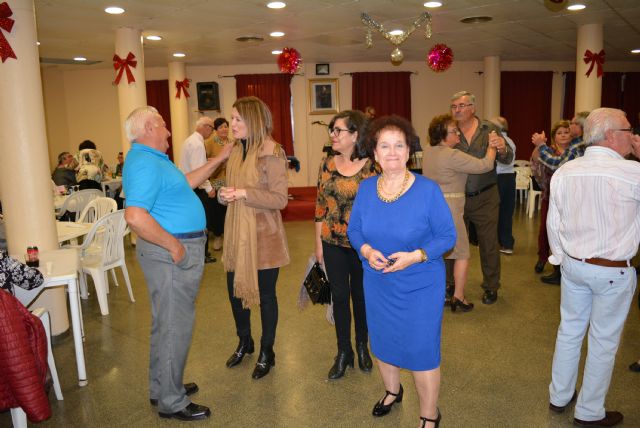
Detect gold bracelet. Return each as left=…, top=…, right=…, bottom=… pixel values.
left=418, top=248, right=427, bottom=263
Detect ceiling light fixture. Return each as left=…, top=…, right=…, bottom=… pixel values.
left=272, top=50, right=283, bottom=55
left=104, top=6, right=125, bottom=15
left=270, top=31, right=285, bottom=37
left=567, top=4, right=586, bottom=11
left=423, top=1, right=443, bottom=7
left=73, top=56, right=87, bottom=62
left=631, top=49, right=640, bottom=54
left=460, top=16, right=493, bottom=24
left=267, top=2, right=286, bottom=9
left=146, top=35, right=162, bottom=41
left=173, top=52, right=186, bottom=58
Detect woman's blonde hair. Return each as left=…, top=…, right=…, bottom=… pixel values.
left=233, top=96, right=273, bottom=150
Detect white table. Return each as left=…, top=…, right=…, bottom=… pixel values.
left=57, top=221, right=93, bottom=244
left=12, top=249, right=88, bottom=387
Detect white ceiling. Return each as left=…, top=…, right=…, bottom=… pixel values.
left=34, top=0, right=640, bottom=69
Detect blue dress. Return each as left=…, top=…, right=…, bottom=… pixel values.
left=347, top=174, right=456, bottom=371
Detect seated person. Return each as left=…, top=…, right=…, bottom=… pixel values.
left=0, top=250, right=44, bottom=294
left=76, top=140, right=107, bottom=191
left=114, top=152, right=124, bottom=176
left=52, top=151, right=78, bottom=188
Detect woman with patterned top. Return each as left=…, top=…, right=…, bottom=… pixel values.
left=205, top=117, right=232, bottom=251
left=315, top=110, right=378, bottom=380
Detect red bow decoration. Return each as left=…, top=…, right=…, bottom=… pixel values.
left=175, top=78, right=190, bottom=99
left=113, top=52, right=137, bottom=85
left=0, top=2, right=17, bottom=63
left=583, top=49, right=605, bottom=78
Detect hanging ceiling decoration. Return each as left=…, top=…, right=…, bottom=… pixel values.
left=361, top=12, right=432, bottom=65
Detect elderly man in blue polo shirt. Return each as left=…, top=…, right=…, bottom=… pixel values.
left=123, top=106, right=232, bottom=421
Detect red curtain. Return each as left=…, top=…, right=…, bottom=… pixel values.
left=562, top=72, right=576, bottom=120
left=601, top=72, right=623, bottom=108
left=145, top=80, right=174, bottom=160
left=352, top=72, right=412, bottom=120
left=623, top=73, right=640, bottom=128
left=500, top=71, right=553, bottom=161
left=235, top=74, right=294, bottom=155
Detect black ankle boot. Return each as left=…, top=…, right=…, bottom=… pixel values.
left=252, top=346, right=275, bottom=379
left=328, top=350, right=354, bottom=380
left=226, top=335, right=254, bottom=368
left=541, top=265, right=561, bottom=285
left=356, top=342, right=373, bottom=372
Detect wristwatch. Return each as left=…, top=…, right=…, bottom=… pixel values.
left=418, top=248, right=428, bottom=263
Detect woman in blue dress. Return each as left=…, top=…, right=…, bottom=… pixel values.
left=348, top=116, right=456, bottom=428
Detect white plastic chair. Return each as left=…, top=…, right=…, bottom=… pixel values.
left=77, top=197, right=117, bottom=224
left=514, top=159, right=531, bottom=168
left=10, top=308, right=63, bottom=428
left=514, top=167, right=531, bottom=204
left=527, top=177, right=542, bottom=218
left=57, top=189, right=103, bottom=221
left=77, top=210, right=134, bottom=315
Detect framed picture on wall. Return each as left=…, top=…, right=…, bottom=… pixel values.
left=309, top=79, right=339, bottom=115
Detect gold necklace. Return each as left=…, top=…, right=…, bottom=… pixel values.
left=377, top=169, right=410, bottom=203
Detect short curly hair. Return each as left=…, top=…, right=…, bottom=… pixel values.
left=363, top=116, right=420, bottom=161
left=428, top=114, right=456, bottom=146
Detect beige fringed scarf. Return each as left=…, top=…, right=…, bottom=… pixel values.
left=223, top=142, right=260, bottom=308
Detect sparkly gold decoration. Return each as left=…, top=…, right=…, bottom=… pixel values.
left=361, top=12, right=432, bottom=65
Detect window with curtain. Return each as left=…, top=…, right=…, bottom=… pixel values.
left=145, top=80, right=174, bottom=160
left=501, top=71, right=553, bottom=161
left=351, top=72, right=412, bottom=119
left=235, top=74, right=294, bottom=155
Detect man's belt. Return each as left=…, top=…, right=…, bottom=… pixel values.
left=568, top=255, right=630, bottom=268
left=466, top=183, right=496, bottom=197
left=173, top=230, right=206, bottom=239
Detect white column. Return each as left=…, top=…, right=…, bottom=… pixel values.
left=575, top=23, right=603, bottom=112
left=0, top=0, right=66, bottom=334
left=115, top=27, right=147, bottom=156
left=483, top=56, right=501, bottom=120
left=168, top=62, right=190, bottom=167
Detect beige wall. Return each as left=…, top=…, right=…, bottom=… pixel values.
left=42, top=60, right=640, bottom=187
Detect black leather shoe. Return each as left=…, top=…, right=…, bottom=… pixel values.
left=574, top=411, right=623, bottom=427
left=150, top=382, right=199, bottom=406
left=226, top=336, right=254, bottom=368
left=535, top=260, right=546, bottom=273
left=420, top=408, right=441, bottom=428
left=629, top=361, right=640, bottom=372
left=252, top=347, right=275, bottom=379
left=451, top=296, right=474, bottom=313
left=204, top=255, right=216, bottom=263
left=549, top=390, right=577, bottom=413
left=159, top=402, right=211, bottom=421
left=541, top=266, right=561, bottom=285
left=356, top=342, right=373, bottom=372
left=328, top=350, right=354, bottom=379
left=372, top=384, right=403, bottom=417
left=482, top=290, right=498, bottom=305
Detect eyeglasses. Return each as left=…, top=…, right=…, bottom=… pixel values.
left=447, top=129, right=461, bottom=135
left=450, top=103, right=473, bottom=110
left=613, top=128, right=633, bottom=133
left=329, top=127, right=351, bottom=136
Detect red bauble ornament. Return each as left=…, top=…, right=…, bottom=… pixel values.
left=427, top=44, right=454, bottom=73
left=277, top=47, right=302, bottom=74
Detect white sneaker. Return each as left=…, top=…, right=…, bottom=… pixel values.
left=499, top=247, right=513, bottom=255
left=213, top=236, right=223, bottom=251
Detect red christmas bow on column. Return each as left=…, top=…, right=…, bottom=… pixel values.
left=583, top=49, right=605, bottom=78
left=0, top=2, right=17, bottom=63
left=113, top=52, right=137, bottom=85
left=175, top=78, right=190, bottom=99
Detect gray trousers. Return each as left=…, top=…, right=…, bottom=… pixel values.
left=137, top=235, right=205, bottom=413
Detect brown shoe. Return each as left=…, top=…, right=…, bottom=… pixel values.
left=574, top=411, right=623, bottom=427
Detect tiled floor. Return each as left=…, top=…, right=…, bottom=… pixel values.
left=2, top=205, right=639, bottom=427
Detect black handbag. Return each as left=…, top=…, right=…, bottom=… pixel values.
left=303, top=262, right=331, bottom=305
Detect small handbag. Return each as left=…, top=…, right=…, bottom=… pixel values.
left=303, top=262, right=331, bottom=305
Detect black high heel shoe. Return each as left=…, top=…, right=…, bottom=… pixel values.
left=420, top=408, right=441, bottom=428
left=328, top=350, right=354, bottom=379
left=372, top=384, right=403, bottom=417
left=450, top=296, right=474, bottom=313
left=226, top=335, right=254, bottom=368
left=251, top=346, right=275, bottom=379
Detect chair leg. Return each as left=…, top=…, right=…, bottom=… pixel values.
left=89, top=269, right=110, bottom=315
left=33, top=310, right=64, bottom=401
left=79, top=270, right=89, bottom=299
left=110, top=268, right=119, bottom=287
left=120, top=263, right=135, bottom=303
left=10, top=407, right=27, bottom=428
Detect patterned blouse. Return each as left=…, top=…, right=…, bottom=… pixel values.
left=315, top=156, right=378, bottom=248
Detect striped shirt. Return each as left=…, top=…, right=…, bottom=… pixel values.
left=547, top=146, right=640, bottom=265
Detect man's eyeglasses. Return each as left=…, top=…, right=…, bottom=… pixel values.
left=329, top=127, right=351, bottom=136
left=450, top=103, right=473, bottom=110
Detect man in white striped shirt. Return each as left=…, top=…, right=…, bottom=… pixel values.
left=547, top=108, right=640, bottom=427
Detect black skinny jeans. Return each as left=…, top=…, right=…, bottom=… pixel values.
left=227, top=268, right=279, bottom=348
left=322, top=241, right=368, bottom=354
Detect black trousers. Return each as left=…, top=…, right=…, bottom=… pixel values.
left=226, top=268, right=279, bottom=348
left=194, top=189, right=214, bottom=255
left=211, top=196, right=227, bottom=236
left=497, top=173, right=516, bottom=249
left=322, top=241, right=368, bottom=353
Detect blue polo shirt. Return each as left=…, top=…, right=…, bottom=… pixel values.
left=123, top=143, right=205, bottom=234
